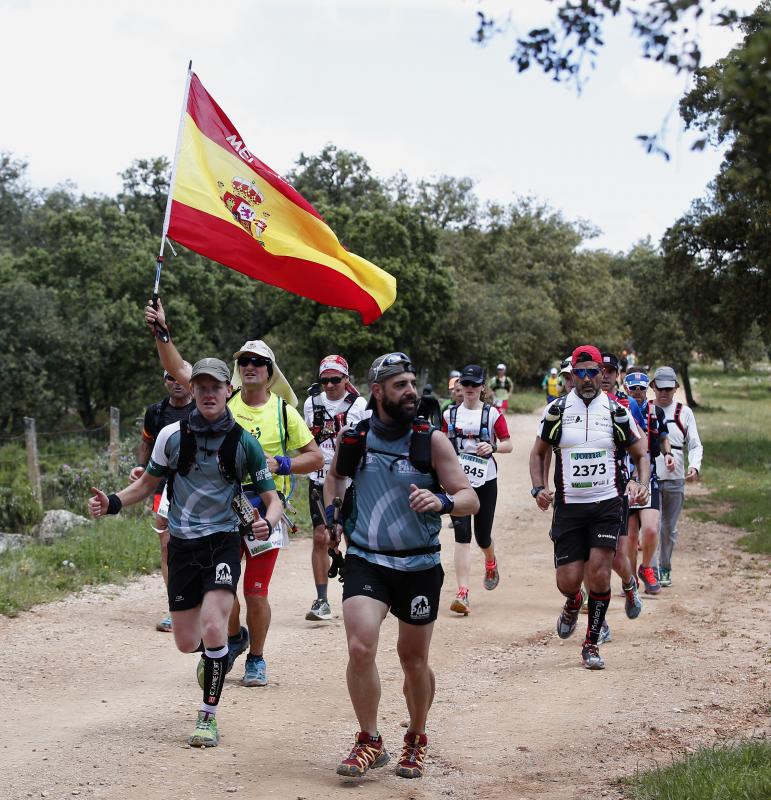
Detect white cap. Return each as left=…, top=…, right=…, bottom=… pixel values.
left=232, top=340, right=298, bottom=407
left=496, top=363, right=506, bottom=370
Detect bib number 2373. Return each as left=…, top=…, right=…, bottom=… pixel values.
left=458, top=452, right=489, bottom=488
left=569, top=448, right=610, bottom=490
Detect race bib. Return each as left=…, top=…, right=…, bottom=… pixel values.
left=243, top=519, right=287, bottom=557
left=458, top=452, right=490, bottom=488
left=568, top=448, right=612, bottom=492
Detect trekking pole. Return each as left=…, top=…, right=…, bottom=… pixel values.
left=311, top=489, right=345, bottom=582
left=152, top=60, right=193, bottom=343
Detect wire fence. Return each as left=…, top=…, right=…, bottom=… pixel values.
left=0, top=410, right=143, bottom=531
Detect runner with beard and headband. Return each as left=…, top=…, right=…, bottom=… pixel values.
left=325, top=352, right=478, bottom=779
left=144, top=300, right=323, bottom=689
left=529, top=345, right=650, bottom=670
left=303, top=355, right=368, bottom=621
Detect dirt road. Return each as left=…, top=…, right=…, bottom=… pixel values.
left=4, top=411, right=770, bottom=800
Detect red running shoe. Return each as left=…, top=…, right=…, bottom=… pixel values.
left=395, top=731, right=428, bottom=779
left=336, top=732, right=390, bottom=777
left=637, top=564, right=661, bottom=595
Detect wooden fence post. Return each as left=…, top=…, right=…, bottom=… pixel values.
left=23, top=417, right=42, bottom=507
left=109, top=407, right=120, bottom=475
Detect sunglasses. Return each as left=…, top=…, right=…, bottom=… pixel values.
left=371, top=352, right=415, bottom=380
left=573, top=367, right=601, bottom=379
left=626, top=384, right=648, bottom=391
left=460, top=380, right=482, bottom=387
left=238, top=356, right=271, bottom=368
left=320, top=376, right=343, bottom=385
left=164, top=375, right=175, bottom=382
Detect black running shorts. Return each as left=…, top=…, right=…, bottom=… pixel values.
left=549, top=496, right=624, bottom=568
left=308, top=481, right=325, bottom=529
left=167, top=531, right=242, bottom=611
left=342, top=554, right=444, bottom=625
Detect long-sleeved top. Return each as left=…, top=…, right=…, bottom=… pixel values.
left=654, top=401, right=703, bottom=481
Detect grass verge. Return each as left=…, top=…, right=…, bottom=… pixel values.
left=686, top=364, right=771, bottom=555
left=0, top=516, right=159, bottom=616
left=506, top=389, right=545, bottom=414
left=621, top=740, right=771, bottom=800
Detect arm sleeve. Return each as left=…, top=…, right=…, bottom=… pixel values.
left=685, top=408, right=703, bottom=473
left=285, top=404, right=314, bottom=450
left=241, top=432, right=277, bottom=493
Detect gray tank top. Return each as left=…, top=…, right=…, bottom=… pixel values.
left=346, top=426, right=441, bottom=572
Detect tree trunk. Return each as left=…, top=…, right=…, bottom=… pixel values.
left=679, top=361, right=698, bottom=407
left=75, top=376, right=96, bottom=428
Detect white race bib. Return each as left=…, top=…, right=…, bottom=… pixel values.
left=458, top=452, right=490, bottom=488
left=568, top=448, right=612, bottom=492
left=242, top=519, right=287, bottom=557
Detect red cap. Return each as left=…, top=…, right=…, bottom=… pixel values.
left=571, top=345, right=603, bottom=367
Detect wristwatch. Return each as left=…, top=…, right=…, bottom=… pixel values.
left=531, top=486, right=545, bottom=498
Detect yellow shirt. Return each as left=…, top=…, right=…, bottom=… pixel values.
left=228, top=390, right=314, bottom=494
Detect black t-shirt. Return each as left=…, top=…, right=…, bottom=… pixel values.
left=142, top=398, right=195, bottom=443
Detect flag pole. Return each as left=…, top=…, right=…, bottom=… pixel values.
left=152, top=59, right=193, bottom=342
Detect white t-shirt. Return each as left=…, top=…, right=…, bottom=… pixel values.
left=442, top=403, right=510, bottom=482
left=539, top=391, right=634, bottom=503
left=303, top=392, right=369, bottom=482
left=653, top=401, right=703, bottom=481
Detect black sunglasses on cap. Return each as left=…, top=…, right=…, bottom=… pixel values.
left=320, top=376, right=343, bottom=385
left=238, top=355, right=271, bottom=368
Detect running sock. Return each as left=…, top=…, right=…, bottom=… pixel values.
left=622, top=577, right=636, bottom=592
left=316, top=583, right=328, bottom=602
left=228, top=629, right=244, bottom=645
left=200, top=702, right=217, bottom=715
left=202, top=644, right=228, bottom=707
left=587, top=589, right=612, bottom=645
left=485, top=559, right=497, bottom=569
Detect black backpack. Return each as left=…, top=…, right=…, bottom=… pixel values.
left=446, top=403, right=492, bottom=454
left=307, top=383, right=358, bottom=444
left=166, top=423, right=244, bottom=502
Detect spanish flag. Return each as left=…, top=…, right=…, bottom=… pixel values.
left=167, top=73, right=396, bottom=324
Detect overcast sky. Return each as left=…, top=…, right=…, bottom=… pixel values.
left=0, top=0, right=753, bottom=251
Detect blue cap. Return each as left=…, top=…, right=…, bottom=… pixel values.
left=624, top=371, right=649, bottom=388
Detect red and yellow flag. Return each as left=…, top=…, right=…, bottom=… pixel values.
left=167, top=74, right=396, bottom=324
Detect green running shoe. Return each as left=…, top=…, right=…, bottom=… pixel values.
left=188, top=711, right=219, bottom=747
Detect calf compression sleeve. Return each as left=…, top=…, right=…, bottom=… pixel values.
left=587, top=590, right=611, bottom=644
left=202, top=645, right=228, bottom=707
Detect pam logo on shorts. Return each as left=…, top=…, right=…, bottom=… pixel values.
left=215, top=563, right=233, bottom=585
left=410, top=595, right=430, bottom=620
